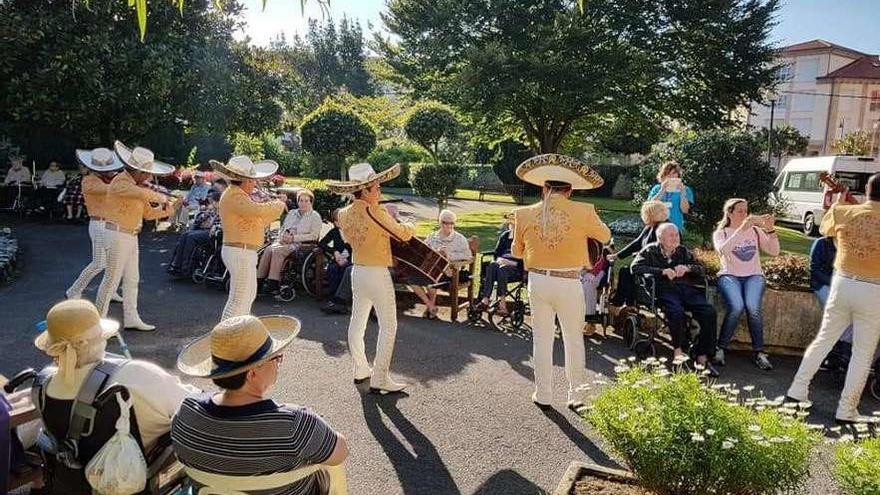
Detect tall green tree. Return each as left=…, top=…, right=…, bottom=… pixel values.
left=0, top=0, right=282, bottom=160
left=404, top=102, right=461, bottom=164
left=299, top=100, right=377, bottom=179
left=752, top=125, right=809, bottom=162
left=380, top=0, right=779, bottom=154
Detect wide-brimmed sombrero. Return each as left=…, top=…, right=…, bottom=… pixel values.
left=515, top=154, right=603, bottom=190
left=210, top=155, right=278, bottom=181
left=114, top=141, right=175, bottom=176
left=75, top=147, right=124, bottom=173
left=326, top=163, right=400, bottom=195
left=177, top=315, right=300, bottom=379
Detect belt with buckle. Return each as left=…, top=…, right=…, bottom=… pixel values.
left=530, top=268, right=581, bottom=280
left=104, top=223, right=140, bottom=235
left=223, top=242, right=261, bottom=251
left=90, top=216, right=105, bottom=221
left=839, top=272, right=880, bottom=286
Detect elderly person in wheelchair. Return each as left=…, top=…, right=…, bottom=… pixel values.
left=4, top=299, right=198, bottom=494
left=475, top=211, right=522, bottom=316
left=631, top=223, right=720, bottom=377
left=257, top=189, right=322, bottom=296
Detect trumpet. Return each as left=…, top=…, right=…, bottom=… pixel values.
left=141, top=181, right=182, bottom=209
left=252, top=184, right=289, bottom=205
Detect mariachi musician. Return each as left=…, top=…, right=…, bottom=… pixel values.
left=511, top=154, right=611, bottom=410
left=328, top=163, right=415, bottom=395
left=211, top=155, right=287, bottom=321
left=95, top=141, right=178, bottom=331
left=65, top=147, right=125, bottom=302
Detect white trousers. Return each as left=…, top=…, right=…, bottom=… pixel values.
left=95, top=231, right=142, bottom=325
left=348, top=265, right=399, bottom=387
left=528, top=272, right=588, bottom=404
left=66, top=220, right=111, bottom=298
left=788, top=275, right=880, bottom=419
left=221, top=246, right=258, bottom=321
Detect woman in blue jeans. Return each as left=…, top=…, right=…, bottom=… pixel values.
left=712, top=198, right=780, bottom=370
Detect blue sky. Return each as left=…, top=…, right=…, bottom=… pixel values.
left=239, top=0, right=879, bottom=54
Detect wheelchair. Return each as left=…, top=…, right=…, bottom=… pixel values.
left=3, top=366, right=185, bottom=495
left=191, top=227, right=229, bottom=291
left=274, top=241, right=332, bottom=302
left=617, top=273, right=709, bottom=360
left=467, top=252, right=529, bottom=331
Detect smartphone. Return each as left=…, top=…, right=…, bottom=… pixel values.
left=666, top=178, right=681, bottom=190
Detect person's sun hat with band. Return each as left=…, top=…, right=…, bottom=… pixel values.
left=34, top=299, right=119, bottom=385
left=177, top=315, right=300, bottom=379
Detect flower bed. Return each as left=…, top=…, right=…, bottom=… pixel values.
left=835, top=436, right=880, bottom=495
left=582, top=359, right=820, bottom=495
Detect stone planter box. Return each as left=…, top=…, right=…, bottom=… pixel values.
left=553, top=461, right=637, bottom=495
left=710, top=286, right=822, bottom=356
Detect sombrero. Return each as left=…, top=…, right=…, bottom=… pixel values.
left=326, top=163, right=400, bottom=195
left=75, top=147, right=124, bottom=173
left=177, top=314, right=300, bottom=379
left=210, top=155, right=278, bottom=181
left=114, top=141, right=175, bottom=176
left=515, top=154, right=604, bottom=190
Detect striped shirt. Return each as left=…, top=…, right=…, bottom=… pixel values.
left=171, top=394, right=339, bottom=495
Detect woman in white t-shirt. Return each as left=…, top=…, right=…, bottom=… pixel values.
left=411, top=209, right=473, bottom=319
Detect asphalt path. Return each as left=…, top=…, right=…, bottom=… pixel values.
left=1, top=220, right=874, bottom=494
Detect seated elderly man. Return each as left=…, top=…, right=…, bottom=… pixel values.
left=411, top=209, right=474, bottom=319
left=631, top=223, right=720, bottom=377
left=168, top=191, right=222, bottom=277
left=476, top=212, right=522, bottom=316
left=172, top=171, right=212, bottom=227
left=172, top=314, right=348, bottom=494
left=32, top=299, right=198, bottom=457
left=4, top=158, right=32, bottom=185
left=258, top=189, right=323, bottom=296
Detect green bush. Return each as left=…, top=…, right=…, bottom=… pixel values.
left=763, top=254, right=811, bottom=292
left=587, top=362, right=819, bottom=495
left=300, top=100, right=377, bottom=179
left=299, top=178, right=350, bottom=221
left=229, top=132, right=265, bottom=160
left=410, top=163, right=464, bottom=211
left=404, top=102, right=460, bottom=163
left=835, top=437, right=880, bottom=495
left=633, top=130, right=777, bottom=245
left=366, top=139, right=430, bottom=188
left=261, top=134, right=302, bottom=176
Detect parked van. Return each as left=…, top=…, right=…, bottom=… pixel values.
left=771, top=155, right=879, bottom=236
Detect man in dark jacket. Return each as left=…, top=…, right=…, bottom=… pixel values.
left=631, top=222, right=719, bottom=376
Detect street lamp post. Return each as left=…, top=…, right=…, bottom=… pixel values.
left=872, top=121, right=880, bottom=159
left=767, top=94, right=778, bottom=166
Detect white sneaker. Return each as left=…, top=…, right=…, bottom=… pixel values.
left=125, top=320, right=156, bottom=332
left=111, top=292, right=124, bottom=303
left=369, top=379, right=408, bottom=395
left=713, top=348, right=726, bottom=366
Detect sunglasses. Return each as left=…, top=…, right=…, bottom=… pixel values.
left=441, top=221, right=455, bottom=226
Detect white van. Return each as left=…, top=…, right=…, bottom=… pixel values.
left=772, top=155, right=878, bottom=236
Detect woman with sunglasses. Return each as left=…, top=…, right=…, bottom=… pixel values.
left=411, top=209, right=473, bottom=319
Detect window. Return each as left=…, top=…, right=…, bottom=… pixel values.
left=835, top=172, right=872, bottom=193
left=792, top=93, right=816, bottom=112
left=775, top=95, right=790, bottom=109
left=776, top=64, right=793, bottom=82
left=786, top=172, right=803, bottom=189
left=871, top=90, right=880, bottom=112
left=791, top=118, right=812, bottom=136
left=796, top=59, right=820, bottom=81
left=785, top=172, right=823, bottom=192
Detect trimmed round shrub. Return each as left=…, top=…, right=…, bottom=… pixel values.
left=404, top=102, right=460, bottom=163
left=299, top=178, right=350, bottom=221
left=835, top=437, right=880, bottom=495
left=300, top=101, right=377, bottom=179
left=587, top=362, right=819, bottom=495
left=366, top=139, right=430, bottom=188
left=410, top=162, right=464, bottom=210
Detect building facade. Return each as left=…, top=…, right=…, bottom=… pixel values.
left=746, top=40, right=880, bottom=157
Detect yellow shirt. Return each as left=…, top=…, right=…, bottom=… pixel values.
left=219, top=184, right=285, bottom=247
left=820, top=201, right=880, bottom=279
left=512, top=195, right=611, bottom=270
left=81, top=174, right=110, bottom=219
left=104, top=171, right=173, bottom=231
left=338, top=199, right=415, bottom=267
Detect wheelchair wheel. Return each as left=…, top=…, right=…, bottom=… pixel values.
left=510, top=301, right=525, bottom=329
left=300, top=250, right=329, bottom=297
left=191, top=268, right=206, bottom=284
left=467, top=305, right=483, bottom=324
left=633, top=340, right=656, bottom=360
left=621, top=315, right=639, bottom=349
left=277, top=285, right=296, bottom=302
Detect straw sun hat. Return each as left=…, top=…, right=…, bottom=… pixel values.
left=516, top=153, right=604, bottom=190
left=209, top=155, right=279, bottom=181
left=177, top=315, right=300, bottom=379
left=114, top=140, right=175, bottom=176
left=75, top=147, right=124, bottom=173
left=326, top=163, right=400, bottom=195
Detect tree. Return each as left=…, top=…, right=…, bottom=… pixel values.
left=753, top=125, right=809, bottom=162
left=633, top=129, right=777, bottom=244
left=404, top=103, right=461, bottom=164
left=833, top=130, right=873, bottom=156
left=0, top=0, right=283, bottom=163
left=299, top=100, right=377, bottom=179
left=380, top=0, right=779, bottom=154
left=410, top=163, right=464, bottom=212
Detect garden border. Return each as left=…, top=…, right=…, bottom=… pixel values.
left=553, top=461, right=636, bottom=495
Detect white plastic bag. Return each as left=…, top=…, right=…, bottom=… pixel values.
left=85, top=392, right=148, bottom=495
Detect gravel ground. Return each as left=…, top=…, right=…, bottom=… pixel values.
left=1, top=220, right=873, bottom=494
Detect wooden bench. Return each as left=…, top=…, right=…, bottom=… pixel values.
left=475, top=184, right=525, bottom=204
left=5, top=389, right=43, bottom=492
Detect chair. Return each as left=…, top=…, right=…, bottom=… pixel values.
left=444, top=236, right=479, bottom=321
left=466, top=251, right=528, bottom=331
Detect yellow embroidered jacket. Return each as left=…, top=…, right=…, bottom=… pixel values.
left=219, top=184, right=285, bottom=247
left=820, top=201, right=880, bottom=279
left=81, top=174, right=110, bottom=219
left=512, top=195, right=611, bottom=270
left=338, top=199, right=415, bottom=267
left=104, top=171, right=173, bottom=231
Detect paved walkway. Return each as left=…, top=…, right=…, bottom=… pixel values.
left=1, top=221, right=872, bottom=494
left=384, top=193, right=512, bottom=222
